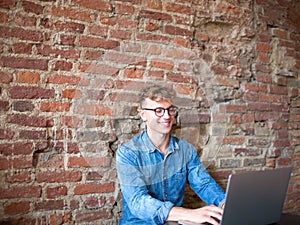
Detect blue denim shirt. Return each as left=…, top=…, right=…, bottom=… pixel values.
left=116, top=131, right=225, bottom=225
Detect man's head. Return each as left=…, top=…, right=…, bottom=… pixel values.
left=139, top=85, right=177, bottom=135
left=139, top=85, right=176, bottom=109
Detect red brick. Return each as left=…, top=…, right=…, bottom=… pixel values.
left=219, top=104, right=247, bottom=113
left=0, top=0, right=17, bottom=9
left=110, top=29, right=132, bottom=40
left=22, top=1, right=43, bottom=14
left=49, top=213, right=72, bottom=225
left=165, top=48, right=196, bottom=59
left=165, top=3, right=194, bottom=15
left=5, top=171, right=32, bottom=183
left=46, top=185, right=67, bottom=199
left=75, top=103, right=113, bottom=116
left=105, top=52, right=146, bottom=66
left=257, top=52, right=269, bottom=63
left=74, top=183, right=114, bottom=195
left=46, top=5, right=92, bottom=23
left=220, top=136, right=245, bottom=145
left=80, top=63, right=119, bottom=76
left=46, top=74, right=89, bottom=86
left=175, top=84, right=191, bottom=95
left=11, top=42, right=33, bottom=54
left=52, top=60, right=73, bottom=71
left=68, top=156, right=111, bottom=168
left=274, top=139, right=290, bottom=148
left=74, top=0, right=113, bottom=12
left=7, top=114, right=48, bottom=127
left=115, top=3, right=135, bottom=14
left=256, top=42, right=272, bottom=52
left=37, top=45, right=81, bottom=59
left=12, top=101, right=35, bottom=112
left=0, top=128, right=15, bottom=139
left=150, top=59, right=174, bottom=70
left=259, top=93, right=282, bottom=103
left=34, top=154, right=65, bottom=169
left=256, top=73, right=272, bottom=83
left=138, top=10, right=172, bottom=21
left=4, top=201, right=31, bottom=215
left=145, top=0, right=162, bottom=10
left=0, top=157, right=10, bottom=170
left=19, top=130, right=46, bottom=140
left=84, top=196, right=106, bottom=209
left=76, top=209, right=112, bottom=222
left=60, top=34, right=76, bottom=45
left=257, top=34, right=272, bottom=42
left=100, top=15, right=117, bottom=26
left=147, top=70, right=164, bottom=79
left=0, top=100, right=9, bottom=111
left=17, top=71, right=40, bottom=84
left=0, top=142, right=32, bottom=155
left=88, top=25, right=108, bottom=37
left=84, top=50, right=103, bottom=60
left=0, top=26, right=42, bottom=42
left=0, top=185, right=42, bottom=199
left=14, top=12, right=37, bottom=27
left=0, top=11, right=8, bottom=23
left=62, top=89, right=82, bottom=99
left=79, top=36, right=119, bottom=49
left=0, top=56, right=48, bottom=70
left=164, top=25, right=193, bottom=37
left=213, top=76, right=240, bottom=87
left=41, top=18, right=85, bottom=34
left=8, top=86, right=55, bottom=99
left=272, top=28, right=288, bottom=39
left=124, top=68, right=144, bottom=78
left=136, top=33, right=171, bottom=43
left=167, top=73, right=197, bottom=83
left=40, top=101, right=70, bottom=112
left=0, top=71, right=13, bottom=83
left=35, top=200, right=64, bottom=211
left=234, top=148, right=262, bottom=156
left=36, top=171, right=82, bottom=183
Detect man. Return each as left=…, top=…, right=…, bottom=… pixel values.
left=116, top=85, right=225, bottom=225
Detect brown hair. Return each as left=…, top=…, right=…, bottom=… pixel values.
left=139, top=85, right=176, bottom=108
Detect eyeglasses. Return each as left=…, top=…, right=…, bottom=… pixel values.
left=142, top=106, right=178, bottom=117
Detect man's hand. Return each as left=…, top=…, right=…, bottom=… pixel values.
left=167, top=205, right=223, bottom=225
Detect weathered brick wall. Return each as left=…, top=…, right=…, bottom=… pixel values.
left=0, top=0, right=299, bottom=224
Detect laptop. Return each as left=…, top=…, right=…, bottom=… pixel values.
left=220, top=167, right=292, bottom=225
left=178, top=167, right=292, bottom=225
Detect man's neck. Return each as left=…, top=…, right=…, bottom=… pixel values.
left=147, top=130, right=170, bottom=155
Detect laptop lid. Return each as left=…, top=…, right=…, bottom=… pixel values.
left=221, top=167, right=292, bottom=225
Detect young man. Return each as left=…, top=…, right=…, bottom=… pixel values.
left=116, top=85, right=225, bottom=225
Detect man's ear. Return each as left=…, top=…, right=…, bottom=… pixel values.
left=139, top=109, right=146, bottom=121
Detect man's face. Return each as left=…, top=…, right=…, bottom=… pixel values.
left=140, top=98, right=176, bottom=135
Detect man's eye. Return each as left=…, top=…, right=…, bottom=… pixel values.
left=155, top=108, right=164, bottom=114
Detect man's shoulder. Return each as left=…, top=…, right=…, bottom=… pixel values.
left=118, top=132, right=147, bottom=152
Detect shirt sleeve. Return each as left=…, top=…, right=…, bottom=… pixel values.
left=116, top=145, right=174, bottom=224
left=187, top=146, right=226, bottom=206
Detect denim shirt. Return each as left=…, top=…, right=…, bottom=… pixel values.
left=116, top=131, right=225, bottom=225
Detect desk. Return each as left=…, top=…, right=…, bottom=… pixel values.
left=166, top=214, right=300, bottom=225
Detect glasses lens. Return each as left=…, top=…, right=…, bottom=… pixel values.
left=154, top=108, right=165, bottom=117
left=169, top=107, right=178, bottom=116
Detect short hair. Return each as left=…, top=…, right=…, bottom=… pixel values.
left=139, top=85, right=176, bottom=107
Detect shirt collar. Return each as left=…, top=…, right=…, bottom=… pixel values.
left=141, top=131, right=179, bottom=154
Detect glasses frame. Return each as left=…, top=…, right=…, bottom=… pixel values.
left=142, top=105, right=178, bottom=117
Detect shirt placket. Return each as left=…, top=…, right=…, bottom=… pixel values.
left=162, top=151, right=172, bottom=201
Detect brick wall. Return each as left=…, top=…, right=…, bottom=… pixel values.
left=0, top=0, right=299, bottom=224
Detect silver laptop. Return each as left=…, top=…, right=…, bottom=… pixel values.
left=220, top=167, right=292, bottom=225
left=176, top=167, right=292, bottom=225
